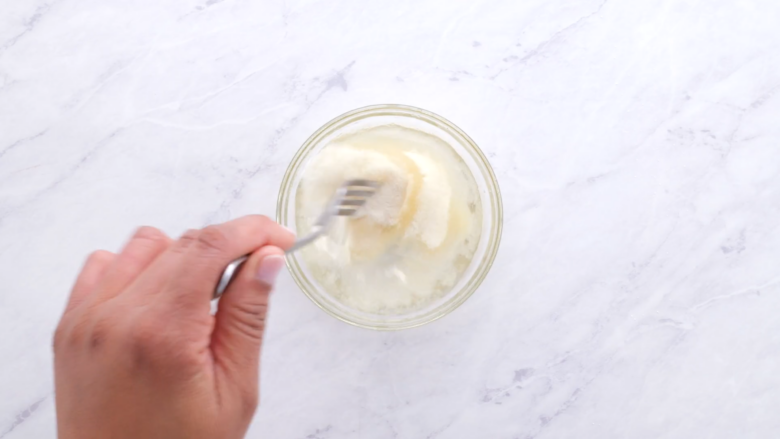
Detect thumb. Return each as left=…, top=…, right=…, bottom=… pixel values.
left=211, top=246, right=285, bottom=384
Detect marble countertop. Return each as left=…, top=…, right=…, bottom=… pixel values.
left=2, top=0, right=780, bottom=437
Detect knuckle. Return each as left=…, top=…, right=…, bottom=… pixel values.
left=243, top=215, right=272, bottom=232
left=52, top=323, right=69, bottom=352
left=195, top=225, right=231, bottom=256
left=124, top=320, right=165, bottom=368
left=249, top=215, right=279, bottom=234
left=172, top=229, right=200, bottom=254
left=61, top=311, right=94, bottom=347
left=120, top=228, right=169, bottom=270
left=89, top=317, right=113, bottom=350
left=125, top=320, right=159, bottom=350
left=87, top=249, right=114, bottom=264
left=53, top=309, right=115, bottom=353
left=132, top=226, right=169, bottom=246
left=248, top=214, right=272, bottom=226
left=68, top=317, right=90, bottom=343
left=247, top=215, right=292, bottom=245
left=112, top=255, right=147, bottom=280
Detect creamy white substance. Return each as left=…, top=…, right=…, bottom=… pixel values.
left=295, top=125, right=482, bottom=314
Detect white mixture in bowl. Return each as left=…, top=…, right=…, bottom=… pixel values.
left=295, top=124, right=482, bottom=314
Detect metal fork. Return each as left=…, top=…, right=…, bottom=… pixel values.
left=213, top=179, right=379, bottom=299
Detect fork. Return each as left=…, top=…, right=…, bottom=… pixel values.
left=213, top=179, right=379, bottom=299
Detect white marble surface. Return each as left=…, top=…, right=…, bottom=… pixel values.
left=2, top=0, right=780, bottom=437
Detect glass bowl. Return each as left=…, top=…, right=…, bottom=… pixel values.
left=276, top=104, right=502, bottom=330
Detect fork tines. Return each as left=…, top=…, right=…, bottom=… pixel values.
left=337, top=179, right=379, bottom=216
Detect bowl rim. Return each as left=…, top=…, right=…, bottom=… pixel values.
left=276, top=103, right=503, bottom=330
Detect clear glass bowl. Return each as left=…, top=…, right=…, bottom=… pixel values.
left=276, top=104, right=502, bottom=330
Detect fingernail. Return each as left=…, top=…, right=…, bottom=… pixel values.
left=282, top=225, right=296, bottom=236
left=256, top=255, right=285, bottom=285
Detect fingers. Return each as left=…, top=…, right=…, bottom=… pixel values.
left=211, top=246, right=285, bottom=387
left=160, top=215, right=294, bottom=311
left=65, top=250, right=115, bottom=313
left=90, top=227, right=172, bottom=304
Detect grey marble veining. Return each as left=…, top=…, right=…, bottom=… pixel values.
left=1, top=0, right=780, bottom=437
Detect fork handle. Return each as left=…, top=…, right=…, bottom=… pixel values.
left=212, top=225, right=325, bottom=299
left=283, top=225, right=325, bottom=254
left=213, top=256, right=248, bottom=299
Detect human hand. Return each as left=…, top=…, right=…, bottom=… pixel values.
left=53, top=215, right=294, bottom=439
